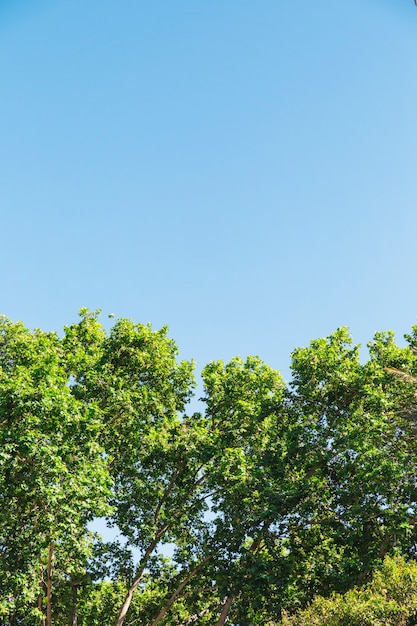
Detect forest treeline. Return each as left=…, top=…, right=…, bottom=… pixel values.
left=2, top=309, right=417, bottom=625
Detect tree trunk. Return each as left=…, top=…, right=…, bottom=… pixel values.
left=114, top=586, right=136, bottom=626
left=39, top=555, right=46, bottom=626
left=214, top=524, right=265, bottom=626
left=150, top=556, right=212, bottom=626
left=114, top=525, right=168, bottom=626
left=46, top=542, right=54, bottom=626
left=216, top=596, right=234, bottom=626
left=70, top=582, right=78, bottom=626
left=179, top=602, right=223, bottom=625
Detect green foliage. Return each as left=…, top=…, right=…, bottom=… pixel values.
left=0, top=314, right=111, bottom=620
left=280, top=555, right=417, bottom=626
left=3, top=312, right=417, bottom=625
left=280, top=328, right=417, bottom=598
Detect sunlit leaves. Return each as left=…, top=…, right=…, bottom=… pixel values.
left=3, top=313, right=417, bottom=624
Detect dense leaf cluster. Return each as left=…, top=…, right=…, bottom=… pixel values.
left=281, top=555, right=417, bottom=626
left=2, top=310, right=417, bottom=625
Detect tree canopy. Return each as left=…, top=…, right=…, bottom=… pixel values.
left=2, top=310, right=417, bottom=625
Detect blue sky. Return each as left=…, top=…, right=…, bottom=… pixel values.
left=1, top=0, right=417, bottom=386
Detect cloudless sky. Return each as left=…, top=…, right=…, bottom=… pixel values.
left=1, top=0, right=417, bottom=390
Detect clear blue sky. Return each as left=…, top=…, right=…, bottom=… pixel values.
left=1, top=0, right=417, bottom=385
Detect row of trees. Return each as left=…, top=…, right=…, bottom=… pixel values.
left=2, top=310, right=417, bottom=625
